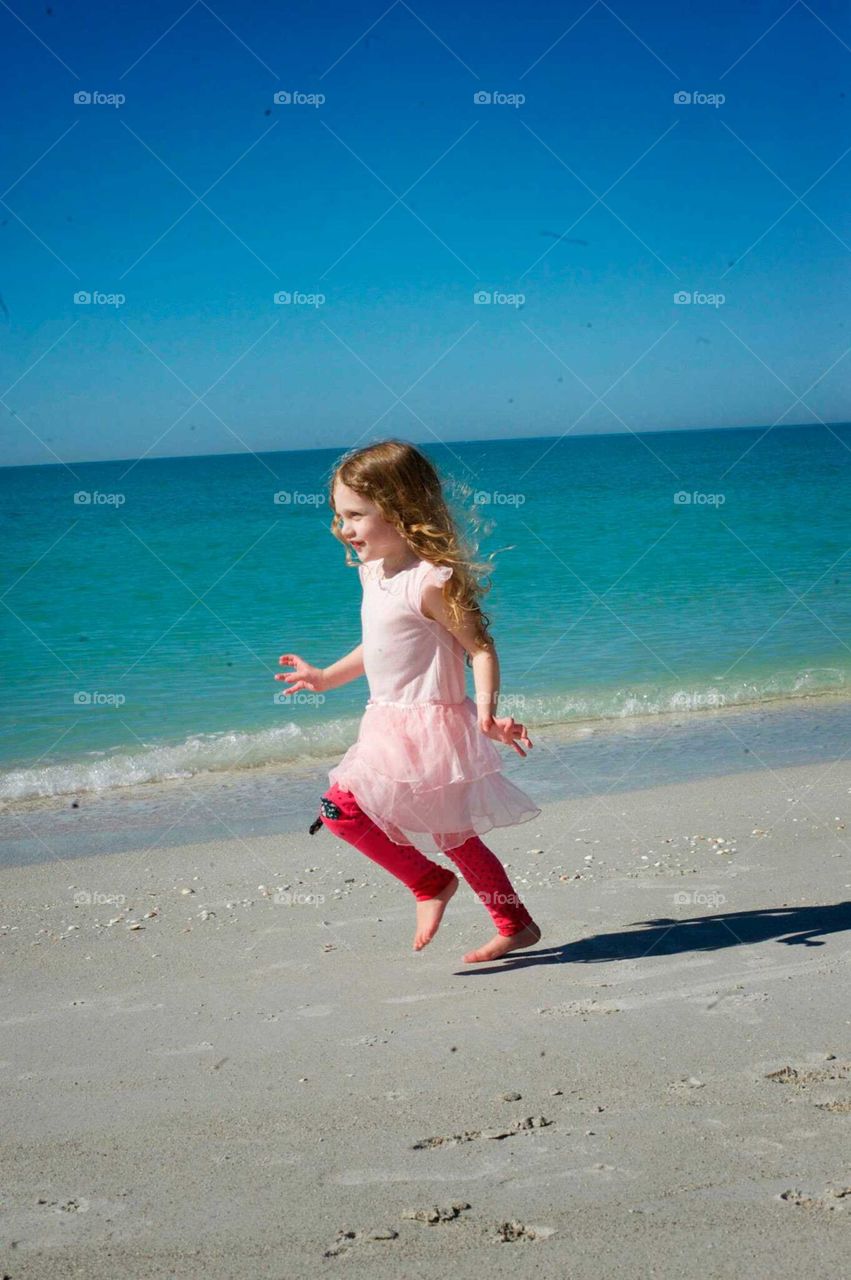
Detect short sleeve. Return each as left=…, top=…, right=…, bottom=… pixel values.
left=416, top=561, right=453, bottom=617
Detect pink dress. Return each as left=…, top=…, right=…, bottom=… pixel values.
left=327, top=556, right=541, bottom=855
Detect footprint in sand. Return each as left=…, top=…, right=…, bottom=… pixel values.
left=765, top=1059, right=851, bottom=1116
left=402, top=1202, right=471, bottom=1223
left=778, top=1185, right=851, bottom=1212
left=324, top=1227, right=399, bottom=1257
left=324, top=1205, right=557, bottom=1255
left=667, top=1076, right=706, bottom=1092
left=37, top=1196, right=91, bottom=1214
left=324, top=1204, right=471, bottom=1257
left=412, top=1117, right=552, bottom=1149
left=765, top=1061, right=850, bottom=1086
left=495, top=1220, right=558, bottom=1243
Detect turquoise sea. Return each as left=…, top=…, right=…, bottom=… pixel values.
left=2, top=424, right=850, bottom=860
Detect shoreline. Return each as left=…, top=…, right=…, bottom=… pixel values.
left=1, top=759, right=849, bottom=1277
left=3, top=685, right=851, bottom=809
left=3, top=693, right=851, bottom=869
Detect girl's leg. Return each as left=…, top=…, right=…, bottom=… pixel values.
left=318, top=783, right=455, bottom=902
left=442, top=833, right=536, bottom=937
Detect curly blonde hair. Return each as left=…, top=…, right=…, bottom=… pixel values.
left=328, top=439, right=496, bottom=659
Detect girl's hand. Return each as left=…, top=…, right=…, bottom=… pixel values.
left=275, top=653, right=327, bottom=695
left=479, top=714, right=533, bottom=758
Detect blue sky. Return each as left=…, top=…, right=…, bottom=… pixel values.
left=0, top=0, right=848, bottom=466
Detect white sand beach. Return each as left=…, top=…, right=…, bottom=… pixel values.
left=2, top=760, right=849, bottom=1278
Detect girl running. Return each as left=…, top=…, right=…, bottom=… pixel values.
left=276, top=439, right=542, bottom=964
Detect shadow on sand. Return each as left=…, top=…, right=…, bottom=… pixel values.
left=455, top=900, right=851, bottom=975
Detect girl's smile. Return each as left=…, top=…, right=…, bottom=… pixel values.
left=333, top=481, right=414, bottom=569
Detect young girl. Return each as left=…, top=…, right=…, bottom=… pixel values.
left=276, top=440, right=542, bottom=964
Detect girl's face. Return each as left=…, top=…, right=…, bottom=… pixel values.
left=333, top=481, right=406, bottom=561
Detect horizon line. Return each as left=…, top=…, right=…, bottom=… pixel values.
left=1, top=418, right=848, bottom=473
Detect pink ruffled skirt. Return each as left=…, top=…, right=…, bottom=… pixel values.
left=327, top=696, right=542, bottom=855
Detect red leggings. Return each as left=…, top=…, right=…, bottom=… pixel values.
left=318, top=782, right=535, bottom=937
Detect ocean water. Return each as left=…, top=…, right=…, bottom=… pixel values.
left=2, top=424, right=850, bottom=814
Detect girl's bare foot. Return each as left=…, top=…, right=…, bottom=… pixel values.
left=462, top=921, right=542, bottom=964
left=413, top=875, right=458, bottom=951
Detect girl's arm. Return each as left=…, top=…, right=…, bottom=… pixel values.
left=470, top=644, right=499, bottom=725
left=421, top=582, right=497, bottom=722
left=421, top=584, right=533, bottom=757
left=321, top=643, right=365, bottom=691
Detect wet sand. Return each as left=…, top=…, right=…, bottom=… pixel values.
left=1, top=760, right=849, bottom=1277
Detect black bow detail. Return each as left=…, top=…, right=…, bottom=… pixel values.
left=308, top=795, right=343, bottom=834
